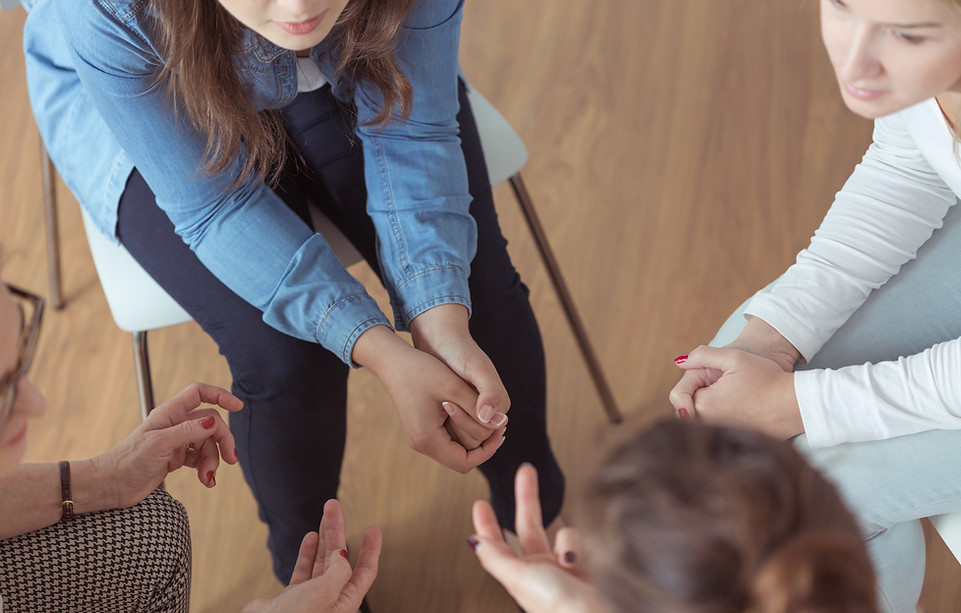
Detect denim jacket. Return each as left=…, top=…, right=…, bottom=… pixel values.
left=21, top=0, right=475, bottom=365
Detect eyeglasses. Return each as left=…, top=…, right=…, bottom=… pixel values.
left=0, top=284, right=44, bottom=438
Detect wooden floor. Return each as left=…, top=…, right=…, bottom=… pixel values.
left=1, top=1, right=959, bottom=611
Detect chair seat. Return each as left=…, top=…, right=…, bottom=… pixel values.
left=931, top=512, right=961, bottom=564
left=81, top=209, right=191, bottom=333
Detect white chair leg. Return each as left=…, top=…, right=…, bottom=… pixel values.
left=508, top=172, right=623, bottom=424
left=40, top=142, right=64, bottom=310
left=132, top=330, right=155, bottom=422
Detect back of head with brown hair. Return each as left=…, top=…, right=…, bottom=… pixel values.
left=577, top=420, right=878, bottom=613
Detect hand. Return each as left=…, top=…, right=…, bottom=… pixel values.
left=353, top=326, right=507, bottom=473
left=409, top=304, right=510, bottom=433
left=673, top=346, right=804, bottom=439
left=670, top=317, right=801, bottom=420
left=242, top=499, right=382, bottom=613
left=470, top=464, right=609, bottom=613
left=97, top=382, right=243, bottom=508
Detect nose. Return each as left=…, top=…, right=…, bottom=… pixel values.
left=835, top=28, right=883, bottom=84
left=275, top=0, right=313, bottom=17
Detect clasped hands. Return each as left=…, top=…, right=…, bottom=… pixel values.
left=353, top=304, right=509, bottom=474
left=668, top=317, right=805, bottom=439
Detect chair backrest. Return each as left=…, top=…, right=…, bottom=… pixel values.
left=81, top=82, right=528, bottom=334
left=464, top=84, right=529, bottom=186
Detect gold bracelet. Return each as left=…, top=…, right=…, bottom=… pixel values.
left=59, top=460, right=75, bottom=521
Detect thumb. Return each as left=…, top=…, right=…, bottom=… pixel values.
left=675, top=345, right=734, bottom=372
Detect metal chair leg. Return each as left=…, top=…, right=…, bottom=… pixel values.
left=40, top=142, right=64, bottom=310
left=132, top=330, right=156, bottom=422
left=509, top=172, right=623, bottom=424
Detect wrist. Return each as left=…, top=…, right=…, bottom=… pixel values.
left=352, top=324, right=412, bottom=377
left=733, top=317, right=802, bottom=366
left=72, top=456, right=122, bottom=513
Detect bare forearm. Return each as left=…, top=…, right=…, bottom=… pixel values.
left=0, top=457, right=117, bottom=539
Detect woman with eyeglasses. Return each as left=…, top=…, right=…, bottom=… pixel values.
left=0, top=282, right=381, bottom=612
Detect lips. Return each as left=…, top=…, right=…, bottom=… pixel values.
left=844, top=81, right=885, bottom=101
left=275, top=10, right=326, bottom=36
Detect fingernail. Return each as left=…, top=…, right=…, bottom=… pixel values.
left=491, top=411, right=508, bottom=427
left=674, top=355, right=688, bottom=365
left=207, top=471, right=215, bottom=486
left=678, top=408, right=690, bottom=420
left=201, top=416, right=216, bottom=429
left=496, top=434, right=507, bottom=448
left=339, top=549, right=349, bottom=560
left=233, top=448, right=239, bottom=461
left=442, top=401, right=455, bottom=416
left=478, top=404, right=494, bottom=424
left=563, top=550, right=577, bottom=565
left=467, top=537, right=480, bottom=552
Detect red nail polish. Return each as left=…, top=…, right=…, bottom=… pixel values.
left=339, top=549, right=349, bottom=560
left=201, top=416, right=216, bottom=429
left=233, top=448, right=239, bottom=461
left=563, top=550, right=577, bottom=565
left=207, top=471, right=215, bottom=485
left=467, top=537, right=480, bottom=552
left=674, top=355, right=688, bottom=365
left=678, top=408, right=690, bottom=420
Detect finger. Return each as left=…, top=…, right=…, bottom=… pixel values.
left=553, top=527, right=586, bottom=575
left=443, top=401, right=497, bottom=447
left=168, top=413, right=229, bottom=473
left=320, top=499, right=348, bottom=579
left=340, top=525, right=383, bottom=608
left=150, top=382, right=244, bottom=426
left=190, top=439, right=215, bottom=487
left=472, top=499, right=508, bottom=545
left=462, top=356, right=511, bottom=423
left=514, top=464, right=551, bottom=555
left=461, top=428, right=507, bottom=470
left=184, top=408, right=239, bottom=465
left=675, top=345, right=735, bottom=372
left=289, top=531, right=320, bottom=586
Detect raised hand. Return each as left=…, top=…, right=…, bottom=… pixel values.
left=99, top=382, right=243, bottom=508
left=470, top=464, right=608, bottom=613
left=242, top=499, right=382, bottom=613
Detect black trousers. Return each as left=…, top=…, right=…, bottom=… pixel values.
left=116, top=80, right=565, bottom=582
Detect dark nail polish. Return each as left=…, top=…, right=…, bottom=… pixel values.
left=563, top=550, right=577, bottom=565
left=674, top=354, right=688, bottom=365
left=678, top=408, right=690, bottom=420
left=208, top=472, right=216, bottom=486
left=339, top=549, right=349, bottom=560
left=467, top=537, right=480, bottom=552
left=201, top=416, right=216, bottom=429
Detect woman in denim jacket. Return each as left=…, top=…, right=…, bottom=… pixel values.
left=21, top=0, right=565, bottom=582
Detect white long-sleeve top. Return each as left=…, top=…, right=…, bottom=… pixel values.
left=745, top=98, right=961, bottom=448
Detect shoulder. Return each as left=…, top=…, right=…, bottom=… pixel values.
left=404, top=0, right=464, bottom=29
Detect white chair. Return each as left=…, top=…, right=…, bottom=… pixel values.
left=41, top=84, right=623, bottom=423
left=930, top=513, right=961, bottom=565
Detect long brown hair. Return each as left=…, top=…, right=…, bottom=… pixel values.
left=578, top=420, right=878, bottom=613
left=153, top=0, right=416, bottom=185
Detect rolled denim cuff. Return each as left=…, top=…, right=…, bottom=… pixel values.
left=390, top=265, right=472, bottom=331
left=317, top=294, right=393, bottom=367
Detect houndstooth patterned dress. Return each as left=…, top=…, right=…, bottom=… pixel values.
left=0, top=489, right=191, bottom=612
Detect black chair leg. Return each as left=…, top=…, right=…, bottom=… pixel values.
left=509, top=172, right=622, bottom=424
left=41, top=142, right=64, bottom=311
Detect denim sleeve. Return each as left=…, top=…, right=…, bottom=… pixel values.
left=52, top=0, right=390, bottom=365
left=353, top=0, right=476, bottom=331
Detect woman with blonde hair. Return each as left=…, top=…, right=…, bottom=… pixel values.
left=670, top=0, right=961, bottom=609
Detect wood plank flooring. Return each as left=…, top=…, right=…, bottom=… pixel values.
left=1, top=1, right=959, bottom=611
